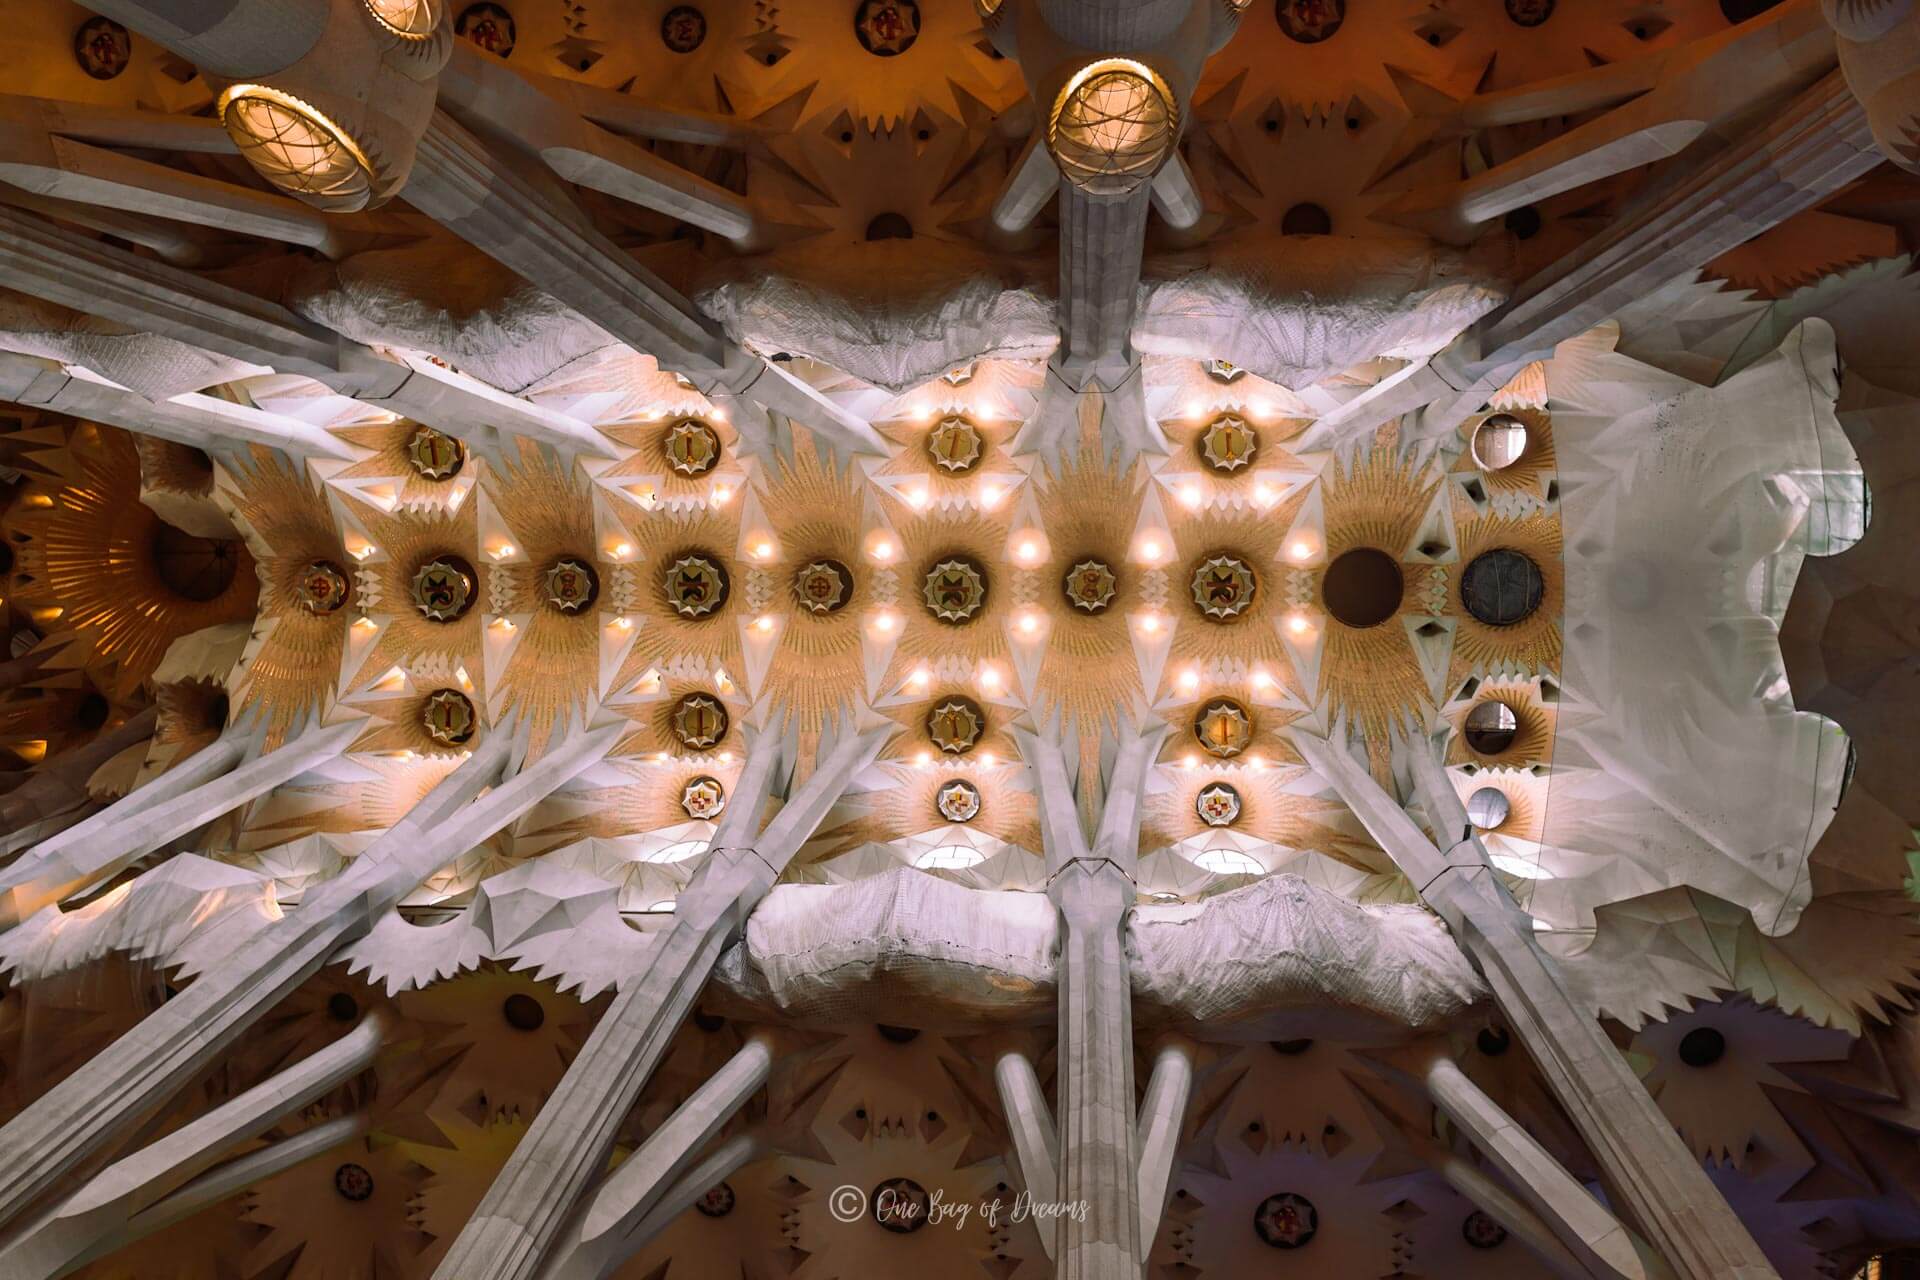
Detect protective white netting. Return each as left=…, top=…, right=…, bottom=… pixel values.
left=0, top=288, right=261, bottom=400
left=1129, top=874, right=1486, bottom=1029
left=286, top=242, right=620, bottom=393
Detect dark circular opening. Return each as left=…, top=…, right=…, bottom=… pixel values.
left=327, top=992, right=360, bottom=1022
left=502, top=993, right=546, bottom=1031
left=865, top=212, right=914, bottom=241
left=1477, top=1026, right=1511, bottom=1057
left=692, top=1009, right=726, bottom=1032
left=0, top=542, right=15, bottom=576
left=1504, top=205, right=1542, bottom=239
left=1271, top=1038, right=1314, bottom=1056
left=1463, top=701, right=1520, bottom=755
left=1720, top=0, right=1786, bottom=21
left=1321, top=548, right=1404, bottom=628
left=151, top=523, right=241, bottom=602
left=1281, top=203, right=1332, bottom=236
left=1678, top=1026, right=1726, bottom=1068
left=871, top=1176, right=929, bottom=1233
left=333, top=1162, right=375, bottom=1201
left=877, top=1024, right=921, bottom=1044
left=74, top=691, right=110, bottom=731
left=207, top=690, right=230, bottom=730
left=1461, top=549, right=1545, bottom=627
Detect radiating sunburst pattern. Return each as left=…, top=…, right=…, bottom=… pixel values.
left=218, top=446, right=352, bottom=747
left=481, top=442, right=611, bottom=755
left=2, top=422, right=257, bottom=700
left=753, top=430, right=876, bottom=732
left=1314, top=447, right=1439, bottom=767
left=1449, top=508, right=1564, bottom=682
left=346, top=493, right=484, bottom=698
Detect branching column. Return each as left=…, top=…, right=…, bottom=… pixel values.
left=0, top=720, right=620, bottom=1226
left=431, top=712, right=894, bottom=1280
left=1288, top=727, right=1778, bottom=1280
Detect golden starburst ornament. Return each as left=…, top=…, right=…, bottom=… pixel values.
left=664, top=419, right=722, bottom=476
left=421, top=688, right=476, bottom=747
left=671, top=693, right=730, bottom=750
left=1189, top=554, right=1258, bottom=620
left=927, top=697, right=985, bottom=754
left=296, top=560, right=351, bottom=615
left=1062, top=559, right=1117, bottom=614
left=1193, top=698, right=1254, bottom=758
left=926, top=416, right=984, bottom=474
left=405, top=426, right=466, bottom=480
left=1199, top=414, right=1258, bottom=472
left=936, top=778, right=982, bottom=822
left=663, top=553, right=730, bottom=619
left=410, top=557, right=477, bottom=622
left=542, top=558, right=599, bottom=614
left=921, top=558, right=988, bottom=624
left=792, top=560, right=854, bottom=615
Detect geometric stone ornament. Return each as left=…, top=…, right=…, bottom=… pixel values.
left=1193, top=698, right=1253, bottom=758
left=854, top=0, right=919, bottom=56
left=1462, top=1209, right=1508, bottom=1248
left=411, top=556, right=477, bottom=622
left=664, top=419, right=722, bottom=476
left=1063, top=559, right=1118, bottom=614
left=660, top=4, right=706, bottom=52
left=1204, top=357, right=1245, bottom=383
left=792, top=560, right=854, bottom=615
left=936, top=778, right=982, bottom=823
left=1189, top=554, right=1258, bottom=621
left=422, top=688, right=477, bottom=747
left=922, top=558, right=988, bottom=624
left=405, top=425, right=467, bottom=480
left=927, top=697, right=985, bottom=755
left=672, top=693, right=729, bottom=751
left=543, top=557, right=599, bottom=614
left=680, top=774, right=726, bottom=820
left=926, top=416, right=985, bottom=474
left=334, top=1162, right=376, bottom=1202
left=664, top=553, right=730, bottom=619
left=1199, top=414, right=1258, bottom=472
left=1253, top=1191, right=1318, bottom=1248
left=295, top=559, right=351, bottom=615
left=871, top=1176, right=930, bottom=1232
left=456, top=2, right=516, bottom=56
left=74, top=16, right=131, bottom=79
left=1195, top=781, right=1242, bottom=827
left=1276, top=0, right=1342, bottom=43
left=693, top=1181, right=735, bottom=1217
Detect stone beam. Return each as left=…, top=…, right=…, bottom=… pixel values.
left=406, top=111, right=886, bottom=458
left=550, top=1030, right=777, bottom=1280
left=0, top=206, right=611, bottom=456
left=0, top=352, right=366, bottom=461
left=56, top=1115, right=368, bottom=1279
left=0, top=719, right=619, bottom=1227
left=1135, top=1036, right=1194, bottom=1250
left=993, top=1046, right=1059, bottom=1260
left=1300, top=66, right=1881, bottom=452
left=1425, top=1055, right=1645, bottom=1280
left=430, top=711, right=893, bottom=1280
left=1286, top=725, right=1780, bottom=1280
left=990, top=134, right=1061, bottom=237
left=0, top=707, right=157, bottom=855
left=438, top=44, right=755, bottom=243
left=0, top=1011, right=387, bottom=1278
left=0, top=716, right=363, bottom=930
left=611, top=1130, right=766, bottom=1258
left=71, top=0, right=329, bottom=81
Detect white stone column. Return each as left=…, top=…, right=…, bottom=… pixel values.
left=548, top=1030, right=777, bottom=1280
left=0, top=1011, right=387, bottom=1277
left=0, top=717, right=363, bottom=930
left=0, top=707, right=157, bottom=854
left=1425, top=1056, right=1645, bottom=1280
left=1288, top=726, right=1779, bottom=1280
left=0, top=720, right=620, bottom=1227
left=611, top=1130, right=766, bottom=1259
left=429, top=712, right=893, bottom=1280
left=1135, top=1037, right=1193, bottom=1250
left=1018, top=723, right=1166, bottom=1280
left=992, top=1046, right=1059, bottom=1260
